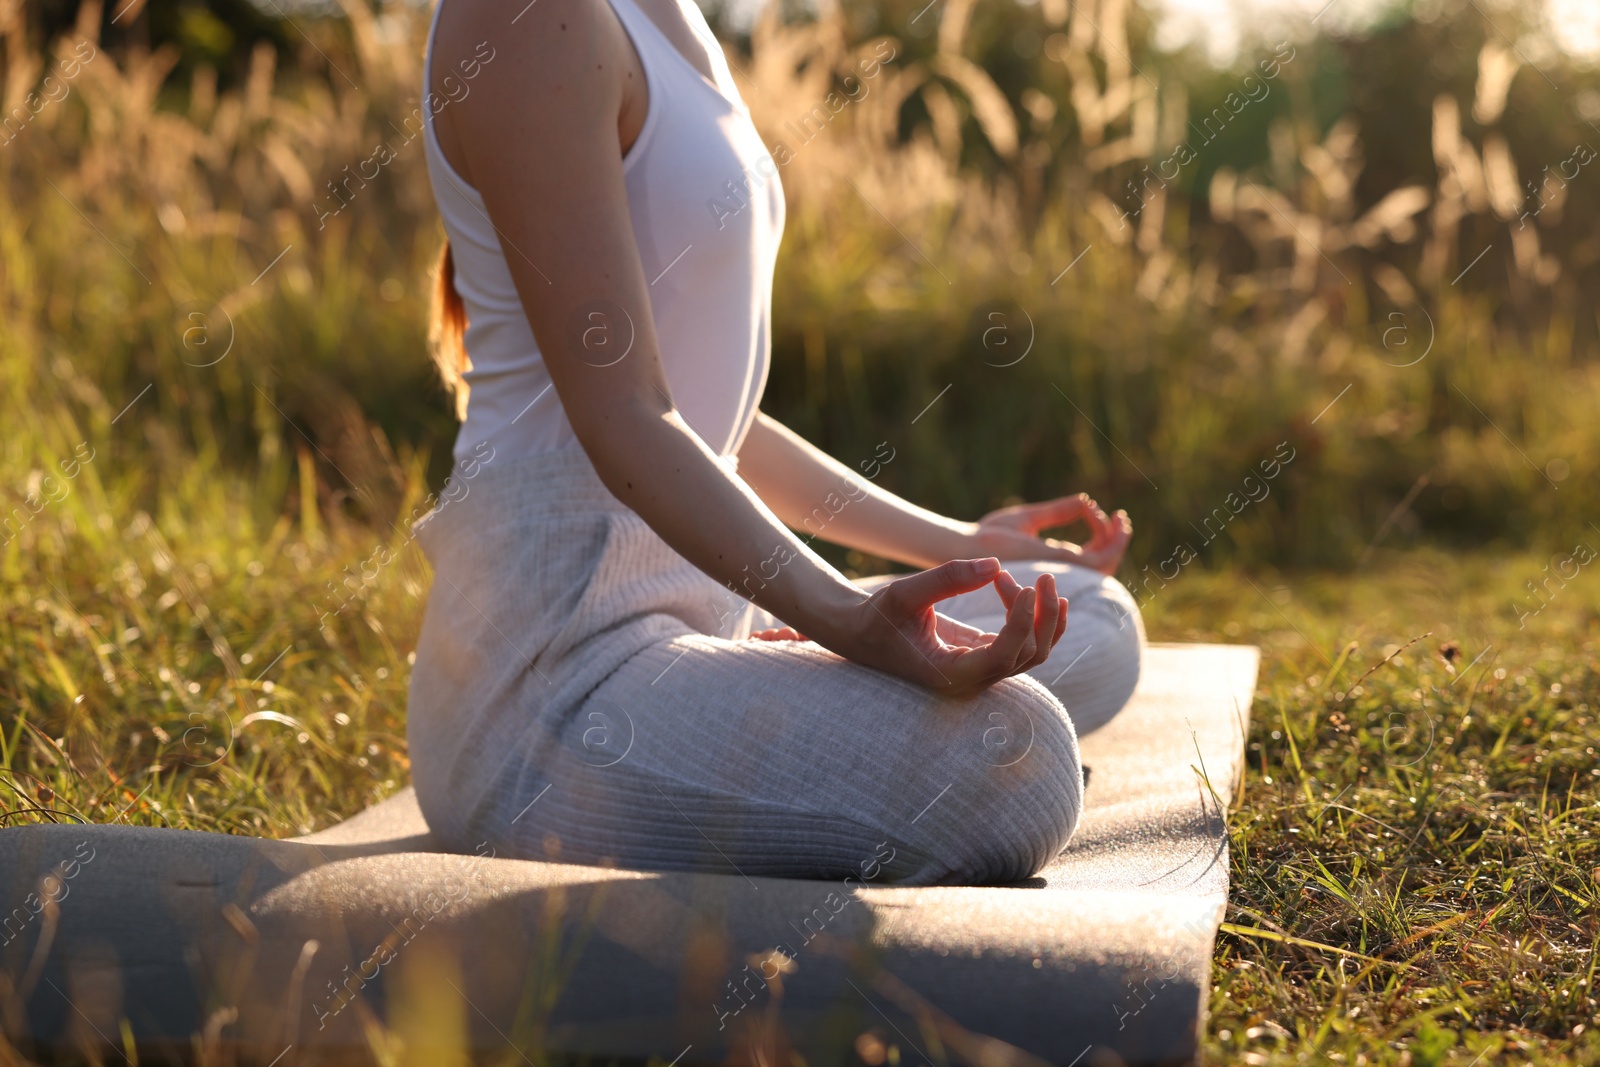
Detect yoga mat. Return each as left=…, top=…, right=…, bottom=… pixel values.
left=0, top=643, right=1257, bottom=1066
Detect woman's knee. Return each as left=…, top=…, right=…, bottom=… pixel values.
left=1034, top=572, right=1146, bottom=735
left=902, top=676, right=1083, bottom=884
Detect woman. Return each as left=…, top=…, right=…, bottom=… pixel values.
left=406, top=0, right=1144, bottom=885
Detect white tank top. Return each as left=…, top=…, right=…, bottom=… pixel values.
left=421, top=0, right=785, bottom=464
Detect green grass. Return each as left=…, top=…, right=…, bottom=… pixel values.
left=1146, top=554, right=1600, bottom=1066
left=6, top=490, right=1599, bottom=1063
left=1, top=441, right=430, bottom=839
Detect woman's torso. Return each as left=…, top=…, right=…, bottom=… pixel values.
left=421, top=0, right=785, bottom=465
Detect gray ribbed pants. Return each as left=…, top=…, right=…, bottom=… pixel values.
left=407, top=449, right=1144, bottom=886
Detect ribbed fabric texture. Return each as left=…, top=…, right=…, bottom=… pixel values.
left=407, top=448, right=1141, bottom=885
left=849, top=560, right=1146, bottom=737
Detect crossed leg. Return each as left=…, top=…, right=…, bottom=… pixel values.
left=475, top=627, right=1085, bottom=885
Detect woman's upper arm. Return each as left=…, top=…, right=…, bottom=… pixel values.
left=432, top=0, right=672, bottom=460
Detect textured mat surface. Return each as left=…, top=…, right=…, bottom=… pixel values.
left=0, top=643, right=1257, bottom=1066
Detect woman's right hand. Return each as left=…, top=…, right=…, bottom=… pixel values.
left=821, top=558, right=1066, bottom=696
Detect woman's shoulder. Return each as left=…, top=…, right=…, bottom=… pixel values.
left=429, top=0, right=632, bottom=100
left=428, top=0, right=639, bottom=182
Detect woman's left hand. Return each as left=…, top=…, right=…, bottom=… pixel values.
left=968, top=494, right=1132, bottom=576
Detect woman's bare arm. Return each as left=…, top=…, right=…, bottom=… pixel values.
left=737, top=413, right=974, bottom=569
left=738, top=413, right=1134, bottom=574
left=430, top=0, right=1065, bottom=692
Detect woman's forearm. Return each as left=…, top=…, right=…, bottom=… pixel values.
left=737, top=413, right=976, bottom=570
left=582, top=399, right=1063, bottom=694
left=581, top=398, right=869, bottom=645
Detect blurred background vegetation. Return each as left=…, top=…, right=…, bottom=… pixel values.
left=4, top=0, right=1598, bottom=578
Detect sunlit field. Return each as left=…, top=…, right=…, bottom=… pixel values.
left=2, top=0, right=1598, bottom=1061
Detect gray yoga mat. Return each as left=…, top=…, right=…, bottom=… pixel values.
left=0, top=643, right=1257, bottom=1066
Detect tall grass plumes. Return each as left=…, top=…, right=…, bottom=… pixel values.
left=735, top=0, right=1600, bottom=573
left=0, top=0, right=451, bottom=841
left=4, top=0, right=1597, bottom=573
